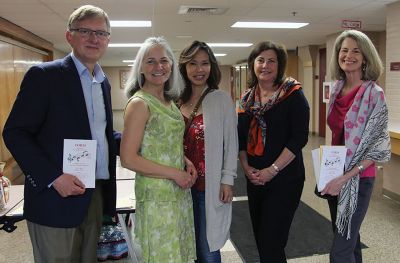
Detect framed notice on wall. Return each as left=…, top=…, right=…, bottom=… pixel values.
left=323, top=82, right=332, bottom=103
left=120, top=70, right=130, bottom=89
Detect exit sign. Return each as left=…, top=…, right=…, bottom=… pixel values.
left=390, top=62, right=400, bottom=71
left=342, top=20, right=362, bottom=29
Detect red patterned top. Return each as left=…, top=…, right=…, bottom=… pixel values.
left=183, top=114, right=206, bottom=191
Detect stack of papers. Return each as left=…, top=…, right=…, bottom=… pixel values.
left=312, top=146, right=347, bottom=192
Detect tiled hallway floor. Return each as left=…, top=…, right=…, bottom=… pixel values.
left=1, top=134, right=399, bottom=262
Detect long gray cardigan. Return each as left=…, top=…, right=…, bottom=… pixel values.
left=202, top=89, right=238, bottom=251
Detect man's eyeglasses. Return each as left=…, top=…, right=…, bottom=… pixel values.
left=70, top=28, right=110, bottom=39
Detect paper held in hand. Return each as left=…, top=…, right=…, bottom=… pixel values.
left=312, top=146, right=347, bottom=192
left=63, top=139, right=97, bottom=188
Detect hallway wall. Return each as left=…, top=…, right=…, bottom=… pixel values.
left=297, top=46, right=318, bottom=134
left=383, top=1, right=400, bottom=200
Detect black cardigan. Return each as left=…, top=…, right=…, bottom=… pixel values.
left=238, top=89, right=310, bottom=182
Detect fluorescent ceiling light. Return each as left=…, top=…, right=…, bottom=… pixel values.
left=122, top=60, right=135, bottom=63
left=110, top=20, right=151, bottom=27
left=214, top=53, right=227, bottom=57
left=207, top=43, right=253, bottom=47
left=109, top=43, right=143, bottom=47
left=232, top=22, right=308, bottom=29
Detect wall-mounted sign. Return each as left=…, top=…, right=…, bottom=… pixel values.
left=323, top=82, right=333, bottom=104
left=120, top=70, right=130, bottom=89
left=341, top=20, right=362, bottom=29
left=390, top=62, right=400, bottom=71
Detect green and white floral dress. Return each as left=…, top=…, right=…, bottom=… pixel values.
left=132, top=90, right=196, bottom=263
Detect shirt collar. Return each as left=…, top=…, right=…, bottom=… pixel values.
left=70, top=52, right=106, bottom=83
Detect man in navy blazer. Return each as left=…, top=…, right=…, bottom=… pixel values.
left=3, top=5, right=120, bottom=262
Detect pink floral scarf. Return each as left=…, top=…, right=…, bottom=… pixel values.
left=328, top=80, right=391, bottom=239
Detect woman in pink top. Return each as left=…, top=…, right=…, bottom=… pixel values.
left=322, top=30, right=391, bottom=263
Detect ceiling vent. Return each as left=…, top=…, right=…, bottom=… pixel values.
left=178, top=6, right=228, bottom=15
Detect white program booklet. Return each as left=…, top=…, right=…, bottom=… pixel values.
left=312, top=146, right=347, bottom=192
left=311, top=148, right=321, bottom=184
left=63, top=139, right=97, bottom=188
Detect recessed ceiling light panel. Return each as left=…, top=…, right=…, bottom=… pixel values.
left=231, top=22, right=308, bottom=29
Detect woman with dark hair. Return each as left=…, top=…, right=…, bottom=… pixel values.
left=120, top=36, right=196, bottom=262
left=178, top=41, right=238, bottom=263
left=322, top=30, right=391, bottom=263
left=237, top=41, right=309, bottom=263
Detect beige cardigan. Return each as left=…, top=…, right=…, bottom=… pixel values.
left=202, top=89, right=238, bottom=251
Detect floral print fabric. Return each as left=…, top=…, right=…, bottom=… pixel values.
left=132, top=90, right=196, bottom=262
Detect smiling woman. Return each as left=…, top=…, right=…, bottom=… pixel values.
left=325, top=29, right=391, bottom=263
left=237, top=40, right=309, bottom=263
left=177, top=40, right=238, bottom=262
left=120, top=36, right=196, bottom=263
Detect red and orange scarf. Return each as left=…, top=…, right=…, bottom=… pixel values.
left=238, top=77, right=301, bottom=156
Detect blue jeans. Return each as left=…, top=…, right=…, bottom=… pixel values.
left=191, top=189, right=221, bottom=263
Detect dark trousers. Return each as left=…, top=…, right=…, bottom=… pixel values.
left=247, top=176, right=304, bottom=263
left=328, top=197, right=338, bottom=232
left=328, top=177, right=374, bottom=263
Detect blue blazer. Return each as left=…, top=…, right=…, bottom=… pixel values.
left=3, top=55, right=118, bottom=228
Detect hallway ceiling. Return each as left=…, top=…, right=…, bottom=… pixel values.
left=0, top=0, right=396, bottom=66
